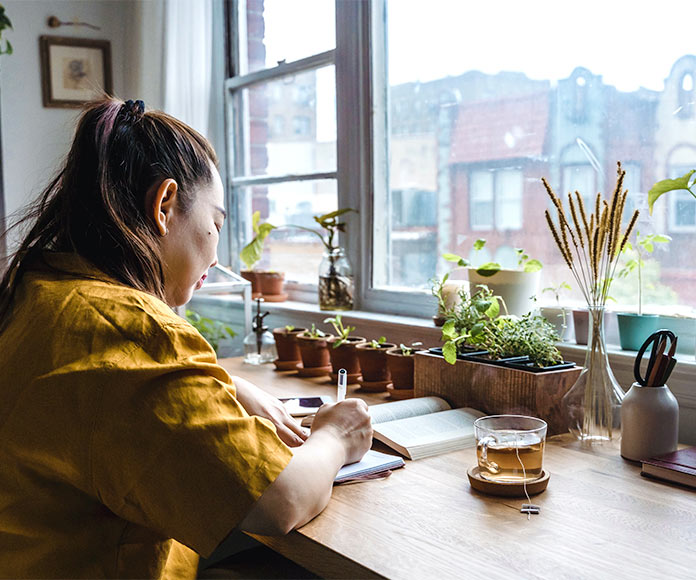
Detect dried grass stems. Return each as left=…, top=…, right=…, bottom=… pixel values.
left=542, top=162, right=639, bottom=308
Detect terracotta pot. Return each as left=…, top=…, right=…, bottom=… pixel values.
left=272, top=327, right=306, bottom=363
left=256, top=271, right=286, bottom=301
left=240, top=270, right=261, bottom=298
left=327, top=336, right=365, bottom=383
left=296, top=333, right=333, bottom=377
left=355, top=342, right=396, bottom=384
left=386, top=348, right=418, bottom=389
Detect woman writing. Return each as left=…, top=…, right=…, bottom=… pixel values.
left=0, top=98, right=372, bottom=578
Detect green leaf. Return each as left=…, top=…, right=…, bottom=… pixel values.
left=523, top=259, right=543, bottom=272
left=473, top=239, right=487, bottom=251
left=648, top=170, right=695, bottom=214
left=476, top=262, right=501, bottom=277
left=316, top=208, right=356, bottom=227
left=441, top=319, right=457, bottom=340
left=239, top=218, right=277, bottom=269
left=442, top=341, right=457, bottom=364
left=484, top=297, right=500, bottom=318
left=442, top=253, right=462, bottom=262
left=652, top=234, right=671, bottom=243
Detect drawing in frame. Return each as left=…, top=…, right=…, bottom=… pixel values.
left=39, top=36, right=112, bottom=108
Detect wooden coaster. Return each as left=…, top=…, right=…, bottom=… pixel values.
left=386, top=385, right=414, bottom=400
left=467, top=466, right=550, bottom=497
left=297, top=364, right=332, bottom=378
left=358, top=379, right=393, bottom=392
left=274, top=359, right=300, bottom=371
left=330, top=371, right=362, bottom=384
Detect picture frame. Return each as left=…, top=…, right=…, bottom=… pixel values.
left=39, top=35, right=113, bottom=108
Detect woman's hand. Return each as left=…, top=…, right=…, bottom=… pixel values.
left=311, top=399, right=373, bottom=465
left=231, top=375, right=308, bottom=447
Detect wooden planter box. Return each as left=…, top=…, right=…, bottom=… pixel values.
left=413, top=352, right=582, bottom=435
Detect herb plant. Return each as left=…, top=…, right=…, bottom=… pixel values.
left=185, top=310, right=236, bottom=354
left=648, top=170, right=696, bottom=214
left=482, top=313, right=563, bottom=367
left=323, top=314, right=356, bottom=348
left=443, top=239, right=542, bottom=278
left=398, top=342, right=423, bottom=356
left=303, top=323, right=326, bottom=339
left=367, top=336, right=387, bottom=349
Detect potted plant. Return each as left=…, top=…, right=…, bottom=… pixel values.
left=355, top=336, right=397, bottom=391
left=443, top=239, right=542, bottom=316
left=615, top=231, right=671, bottom=350
left=539, top=282, right=574, bottom=342
left=386, top=342, right=423, bottom=400
left=296, top=324, right=333, bottom=377
left=185, top=309, right=236, bottom=355
left=430, top=273, right=468, bottom=327
left=324, top=314, right=365, bottom=383
left=271, top=325, right=307, bottom=371
left=239, top=211, right=284, bottom=300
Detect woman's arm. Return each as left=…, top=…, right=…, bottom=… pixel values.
left=238, top=398, right=372, bottom=535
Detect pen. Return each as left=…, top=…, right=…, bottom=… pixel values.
left=337, top=368, right=347, bottom=402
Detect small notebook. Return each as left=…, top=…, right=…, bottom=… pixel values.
left=641, top=446, right=696, bottom=489
left=334, top=449, right=405, bottom=484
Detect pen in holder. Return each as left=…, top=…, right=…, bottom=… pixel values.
left=621, top=330, right=679, bottom=461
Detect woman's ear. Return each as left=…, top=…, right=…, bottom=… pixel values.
left=150, top=178, right=178, bottom=236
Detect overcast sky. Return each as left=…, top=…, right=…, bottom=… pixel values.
left=264, top=0, right=695, bottom=92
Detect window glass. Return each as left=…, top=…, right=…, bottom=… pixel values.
left=238, top=180, right=337, bottom=284
left=233, top=66, right=336, bottom=177
left=244, top=0, right=335, bottom=73
left=380, top=0, right=696, bottom=312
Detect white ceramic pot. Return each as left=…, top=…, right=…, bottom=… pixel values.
left=467, top=268, right=540, bottom=316
left=620, top=382, right=679, bottom=462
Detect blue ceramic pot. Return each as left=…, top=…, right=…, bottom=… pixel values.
left=616, top=313, right=660, bottom=351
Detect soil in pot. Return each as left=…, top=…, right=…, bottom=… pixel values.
left=257, top=271, right=287, bottom=302
left=240, top=270, right=261, bottom=299
left=296, top=334, right=333, bottom=377
left=328, top=336, right=365, bottom=384
left=355, top=342, right=396, bottom=391
left=272, top=327, right=306, bottom=371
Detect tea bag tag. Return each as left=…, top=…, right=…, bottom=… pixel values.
left=521, top=503, right=541, bottom=515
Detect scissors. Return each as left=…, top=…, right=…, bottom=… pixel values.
left=633, top=330, right=678, bottom=387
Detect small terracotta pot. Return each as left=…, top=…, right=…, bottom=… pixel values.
left=385, top=348, right=419, bottom=389
left=240, top=270, right=261, bottom=298
left=296, top=333, right=333, bottom=377
left=355, top=342, right=396, bottom=388
left=272, top=327, right=306, bottom=369
left=327, top=336, right=365, bottom=383
left=257, top=271, right=285, bottom=298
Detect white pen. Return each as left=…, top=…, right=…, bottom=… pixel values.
left=337, top=368, right=347, bottom=402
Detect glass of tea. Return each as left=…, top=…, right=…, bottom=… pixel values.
left=474, top=415, right=547, bottom=483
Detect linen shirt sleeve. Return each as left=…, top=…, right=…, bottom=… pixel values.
left=89, top=318, right=293, bottom=557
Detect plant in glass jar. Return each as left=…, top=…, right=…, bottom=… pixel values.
left=542, top=161, right=639, bottom=443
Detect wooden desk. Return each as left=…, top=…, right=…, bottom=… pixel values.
left=221, top=358, right=696, bottom=579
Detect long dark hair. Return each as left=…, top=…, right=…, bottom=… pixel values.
left=0, top=97, right=218, bottom=321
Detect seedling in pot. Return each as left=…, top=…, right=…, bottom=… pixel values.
left=367, top=336, right=387, bottom=349
left=323, top=314, right=356, bottom=348
left=303, top=323, right=326, bottom=339
left=398, top=342, right=423, bottom=356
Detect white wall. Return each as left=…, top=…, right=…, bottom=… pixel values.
left=0, top=0, right=136, bottom=243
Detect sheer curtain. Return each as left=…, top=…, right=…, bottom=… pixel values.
left=130, top=0, right=213, bottom=138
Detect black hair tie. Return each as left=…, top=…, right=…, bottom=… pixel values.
left=120, top=99, right=145, bottom=122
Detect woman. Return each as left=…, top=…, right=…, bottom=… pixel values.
left=0, top=98, right=372, bottom=578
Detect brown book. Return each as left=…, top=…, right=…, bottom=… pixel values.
left=641, top=447, right=696, bottom=489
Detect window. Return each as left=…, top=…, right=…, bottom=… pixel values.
left=226, top=0, right=696, bottom=315
left=226, top=0, right=336, bottom=286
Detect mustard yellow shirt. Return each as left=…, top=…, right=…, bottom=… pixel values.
left=0, top=253, right=293, bottom=579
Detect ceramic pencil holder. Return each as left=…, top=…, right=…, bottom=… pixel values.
left=620, top=381, right=679, bottom=462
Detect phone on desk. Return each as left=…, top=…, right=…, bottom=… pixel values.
left=280, top=396, right=333, bottom=417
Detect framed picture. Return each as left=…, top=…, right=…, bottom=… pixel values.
left=39, top=35, right=113, bottom=108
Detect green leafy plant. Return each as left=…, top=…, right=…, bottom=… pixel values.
left=442, top=239, right=542, bottom=278
left=430, top=272, right=451, bottom=315
left=398, top=342, right=423, bottom=356
left=366, top=336, right=387, bottom=349
left=542, top=281, right=572, bottom=304
left=482, top=313, right=563, bottom=368
left=440, top=286, right=501, bottom=364
left=185, top=310, right=236, bottom=353
left=239, top=211, right=277, bottom=270
left=0, top=5, right=13, bottom=56
left=323, top=314, right=356, bottom=348
left=302, top=323, right=326, bottom=339
left=284, top=324, right=295, bottom=332
left=648, top=170, right=695, bottom=214
left=617, top=230, right=671, bottom=314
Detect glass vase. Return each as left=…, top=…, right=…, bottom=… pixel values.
left=562, top=306, right=624, bottom=443
left=318, top=247, right=354, bottom=311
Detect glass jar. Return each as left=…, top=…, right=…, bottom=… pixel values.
left=562, top=305, right=624, bottom=443
left=243, top=327, right=276, bottom=364
left=318, top=247, right=354, bottom=311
